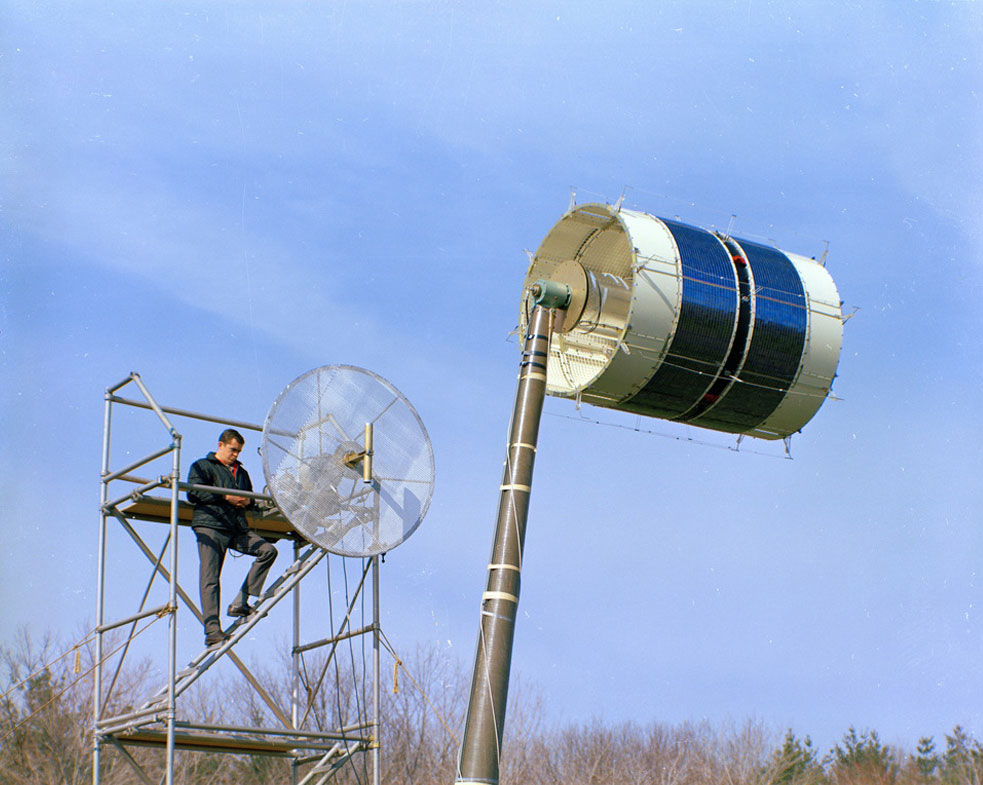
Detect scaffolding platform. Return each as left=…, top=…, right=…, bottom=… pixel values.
left=109, top=727, right=370, bottom=757
left=120, top=494, right=296, bottom=541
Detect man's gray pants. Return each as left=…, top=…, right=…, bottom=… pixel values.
left=193, top=527, right=278, bottom=635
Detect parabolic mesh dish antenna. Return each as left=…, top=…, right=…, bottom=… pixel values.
left=261, top=365, right=434, bottom=557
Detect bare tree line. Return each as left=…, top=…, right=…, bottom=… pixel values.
left=2, top=627, right=981, bottom=785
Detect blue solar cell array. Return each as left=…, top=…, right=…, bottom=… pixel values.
left=688, top=238, right=807, bottom=432
left=622, top=220, right=809, bottom=432
left=625, top=220, right=739, bottom=418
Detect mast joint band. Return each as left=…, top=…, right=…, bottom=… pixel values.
left=482, top=590, right=519, bottom=604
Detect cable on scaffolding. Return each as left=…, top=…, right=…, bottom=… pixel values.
left=0, top=628, right=99, bottom=704
left=330, top=555, right=364, bottom=785
left=0, top=613, right=165, bottom=745
left=339, top=555, right=368, bottom=785
left=376, top=629, right=460, bottom=748
left=297, top=557, right=372, bottom=730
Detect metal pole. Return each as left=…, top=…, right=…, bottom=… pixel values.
left=293, top=624, right=377, bottom=654
left=95, top=604, right=170, bottom=633
left=93, top=390, right=113, bottom=785
left=129, top=372, right=179, bottom=435
left=456, top=305, right=553, bottom=785
left=107, top=394, right=267, bottom=433
left=372, top=554, right=381, bottom=785
left=106, top=372, right=136, bottom=394
left=292, top=539, right=302, bottom=785
left=102, top=444, right=176, bottom=483
left=165, top=434, right=181, bottom=785
left=293, top=539, right=302, bottom=730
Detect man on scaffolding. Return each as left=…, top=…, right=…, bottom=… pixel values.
left=187, top=429, right=278, bottom=647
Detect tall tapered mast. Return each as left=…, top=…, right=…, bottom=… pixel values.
left=456, top=288, right=567, bottom=784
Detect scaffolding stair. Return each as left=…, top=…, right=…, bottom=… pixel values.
left=99, top=543, right=326, bottom=731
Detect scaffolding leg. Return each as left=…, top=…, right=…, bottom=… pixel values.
left=372, top=554, right=381, bottom=785
left=293, top=539, right=302, bottom=785
left=93, top=390, right=113, bottom=785
left=165, top=435, right=181, bottom=785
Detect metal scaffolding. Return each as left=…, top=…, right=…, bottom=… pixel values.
left=94, top=373, right=383, bottom=785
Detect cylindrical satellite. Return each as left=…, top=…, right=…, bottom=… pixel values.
left=521, top=203, right=843, bottom=439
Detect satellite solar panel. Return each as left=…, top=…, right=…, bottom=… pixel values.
left=689, top=239, right=807, bottom=431
left=625, top=220, right=739, bottom=418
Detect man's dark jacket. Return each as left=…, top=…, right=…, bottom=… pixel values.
left=187, top=452, right=254, bottom=533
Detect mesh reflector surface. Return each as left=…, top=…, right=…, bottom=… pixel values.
left=261, top=366, right=434, bottom=557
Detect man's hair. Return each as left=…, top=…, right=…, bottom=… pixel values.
left=219, top=428, right=245, bottom=446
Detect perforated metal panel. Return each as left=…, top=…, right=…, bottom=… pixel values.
left=262, top=366, right=434, bottom=556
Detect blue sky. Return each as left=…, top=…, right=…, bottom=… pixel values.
left=2, top=0, right=982, bottom=754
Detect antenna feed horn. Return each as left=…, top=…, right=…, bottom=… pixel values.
left=342, top=423, right=374, bottom=484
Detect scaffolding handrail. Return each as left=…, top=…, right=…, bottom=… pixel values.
left=107, top=394, right=272, bottom=434
left=176, top=481, right=277, bottom=503
left=102, top=444, right=175, bottom=484
left=103, top=477, right=171, bottom=511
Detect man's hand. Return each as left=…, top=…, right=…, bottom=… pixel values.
left=225, top=494, right=250, bottom=508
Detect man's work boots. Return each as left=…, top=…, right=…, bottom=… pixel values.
left=205, top=630, right=230, bottom=648
left=227, top=600, right=256, bottom=618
